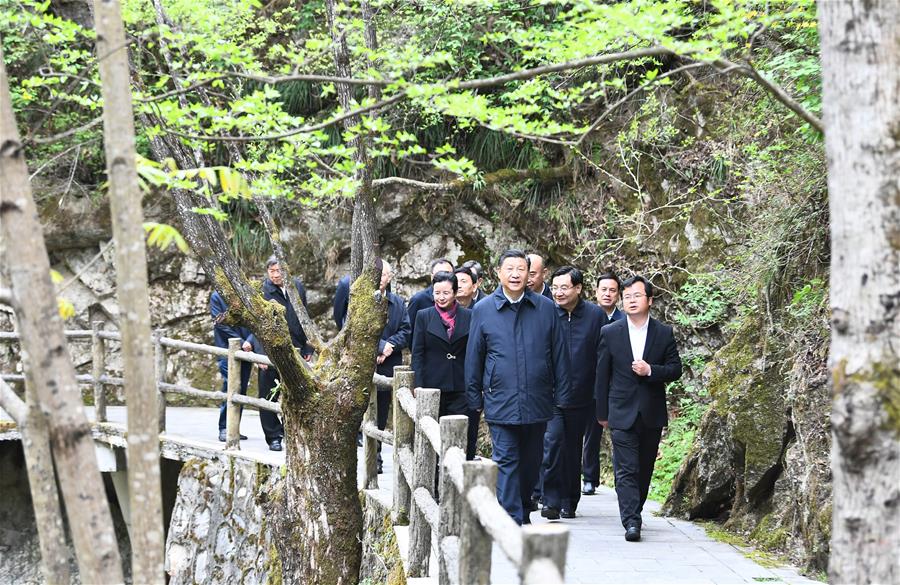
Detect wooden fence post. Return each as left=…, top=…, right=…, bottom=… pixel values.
left=459, top=459, right=496, bottom=585
left=362, top=380, right=379, bottom=490
left=520, top=524, right=569, bottom=584
left=392, top=365, right=414, bottom=524
left=409, top=387, right=440, bottom=577
left=153, top=329, right=166, bottom=433
left=225, top=338, right=241, bottom=450
left=438, top=414, right=468, bottom=585
left=91, top=321, right=106, bottom=422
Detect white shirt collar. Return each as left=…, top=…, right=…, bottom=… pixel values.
left=503, top=289, right=525, bottom=304
left=627, top=315, right=649, bottom=331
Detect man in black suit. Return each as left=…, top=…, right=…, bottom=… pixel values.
left=526, top=253, right=553, bottom=299
left=258, top=256, right=313, bottom=451
left=595, top=275, right=682, bottom=542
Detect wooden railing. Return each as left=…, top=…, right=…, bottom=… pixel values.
left=0, top=324, right=280, bottom=451
left=361, top=365, right=570, bottom=585
left=2, top=328, right=570, bottom=583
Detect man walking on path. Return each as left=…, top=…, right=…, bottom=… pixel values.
left=466, top=250, right=570, bottom=525
left=540, top=266, right=606, bottom=519
left=526, top=253, right=553, bottom=299
left=258, top=256, right=313, bottom=451
left=210, top=290, right=255, bottom=442
left=595, top=275, right=682, bottom=541
left=582, top=272, right=624, bottom=495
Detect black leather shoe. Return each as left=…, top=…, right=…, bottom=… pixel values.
left=240, top=434, right=248, bottom=440
left=582, top=481, right=595, bottom=495
left=625, top=524, right=641, bottom=542
left=268, top=439, right=282, bottom=452
left=560, top=508, right=576, bottom=519
left=526, top=495, right=540, bottom=512
left=541, top=506, right=560, bottom=520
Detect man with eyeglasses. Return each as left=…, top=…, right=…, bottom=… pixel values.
left=466, top=249, right=570, bottom=525
left=582, top=272, right=624, bottom=495
left=536, top=266, right=606, bottom=520
left=595, top=275, right=682, bottom=542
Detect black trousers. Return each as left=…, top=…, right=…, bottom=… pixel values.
left=581, top=399, right=604, bottom=484
left=258, top=367, right=283, bottom=442
left=217, top=359, right=252, bottom=430
left=489, top=422, right=546, bottom=525
left=610, top=414, right=662, bottom=527
left=541, top=407, right=588, bottom=511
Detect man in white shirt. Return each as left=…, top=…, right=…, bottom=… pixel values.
left=594, top=276, right=682, bottom=542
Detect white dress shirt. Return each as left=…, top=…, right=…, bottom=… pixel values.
left=627, top=316, right=649, bottom=361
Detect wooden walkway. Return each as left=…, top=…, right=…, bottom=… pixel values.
left=75, top=406, right=817, bottom=585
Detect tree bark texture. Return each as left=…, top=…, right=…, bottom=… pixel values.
left=325, top=0, right=378, bottom=281
left=0, top=47, right=125, bottom=584
left=818, top=2, right=900, bottom=583
left=270, top=270, right=386, bottom=584
left=92, top=0, right=165, bottom=580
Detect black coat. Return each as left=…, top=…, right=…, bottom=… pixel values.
left=333, top=275, right=351, bottom=329
left=262, top=278, right=312, bottom=358
left=407, top=286, right=434, bottom=338
left=377, top=292, right=411, bottom=377
left=594, top=316, right=682, bottom=429
left=411, top=305, right=471, bottom=393
left=555, top=299, right=605, bottom=408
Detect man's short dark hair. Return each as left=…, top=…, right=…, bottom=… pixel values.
left=497, top=249, right=530, bottom=269
left=622, top=275, right=654, bottom=298
left=461, top=260, right=483, bottom=282
left=551, top=266, right=583, bottom=287
left=454, top=266, right=476, bottom=284
left=596, top=272, right=621, bottom=289
left=266, top=255, right=280, bottom=269
left=430, top=258, right=454, bottom=272
left=432, top=270, right=458, bottom=292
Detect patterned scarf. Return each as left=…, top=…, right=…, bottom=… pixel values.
left=435, top=301, right=458, bottom=339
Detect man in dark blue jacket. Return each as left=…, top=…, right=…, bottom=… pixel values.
left=333, top=275, right=351, bottom=329
left=258, top=257, right=313, bottom=451
left=539, top=266, right=606, bottom=520
left=527, top=253, right=553, bottom=299
left=210, top=291, right=255, bottom=442
left=582, top=272, right=625, bottom=495
left=465, top=250, right=571, bottom=525
left=595, top=276, right=682, bottom=541
left=407, top=257, right=454, bottom=338
left=374, top=260, right=411, bottom=472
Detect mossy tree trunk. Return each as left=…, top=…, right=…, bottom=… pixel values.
left=818, top=2, right=900, bottom=583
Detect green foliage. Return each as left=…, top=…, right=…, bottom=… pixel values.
left=787, top=278, right=826, bottom=321
left=649, top=383, right=708, bottom=502
left=143, top=222, right=190, bottom=253
left=674, top=272, right=736, bottom=329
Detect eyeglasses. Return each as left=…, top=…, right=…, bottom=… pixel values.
left=622, top=293, right=647, bottom=301
left=550, top=285, right=575, bottom=293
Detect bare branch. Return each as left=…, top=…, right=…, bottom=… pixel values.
left=0, top=378, right=26, bottom=425
left=712, top=57, right=823, bottom=133
left=28, top=116, right=103, bottom=145
left=373, top=165, right=572, bottom=192
left=213, top=70, right=392, bottom=87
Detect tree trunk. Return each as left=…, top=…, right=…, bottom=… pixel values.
left=818, top=2, right=900, bottom=583
left=92, top=0, right=165, bottom=580
left=269, top=268, right=386, bottom=584
left=0, top=46, right=125, bottom=584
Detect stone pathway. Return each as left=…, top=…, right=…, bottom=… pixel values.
left=48, top=406, right=821, bottom=584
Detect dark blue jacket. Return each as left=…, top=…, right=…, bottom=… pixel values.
left=262, top=278, right=312, bottom=358
left=407, top=287, right=434, bottom=338
left=595, top=316, right=682, bottom=429
left=333, top=275, right=351, bottom=329
left=411, top=305, right=471, bottom=393
left=210, top=291, right=255, bottom=365
left=377, top=291, right=411, bottom=377
left=600, top=306, right=624, bottom=325
left=539, top=282, right=553, bottom=300
left=465, top=287, right=571, bottom=425
left=556, top=299, right=605, bottom=408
